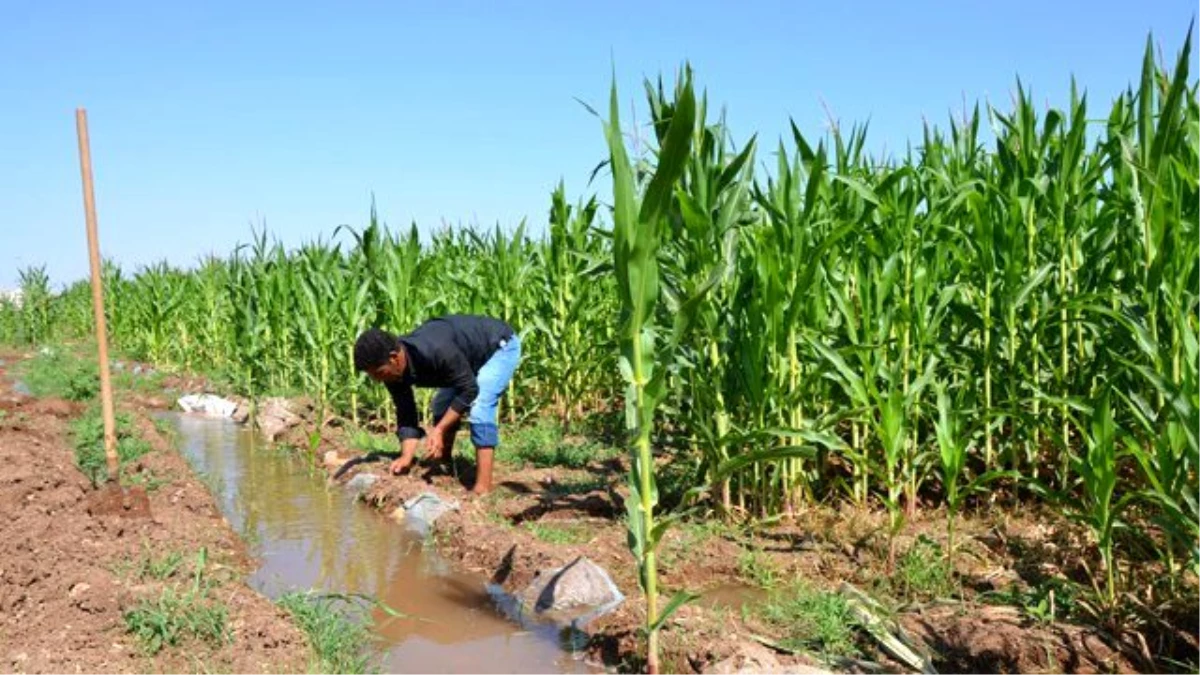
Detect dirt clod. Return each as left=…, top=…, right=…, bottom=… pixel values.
left=85, top=483, right=153, bottom=519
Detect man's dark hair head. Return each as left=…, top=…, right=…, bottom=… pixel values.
left=354, top=328, right=399, bottom=372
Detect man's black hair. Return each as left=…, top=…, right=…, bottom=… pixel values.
left=354, top=327, right=399, bottom=372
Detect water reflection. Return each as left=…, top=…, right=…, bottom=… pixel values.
left=164, top=413, right=598, bottom=674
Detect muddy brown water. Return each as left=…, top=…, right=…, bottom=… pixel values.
left=163, top=412, right=602, bottom=674
left=696, top=583, right=766, bottom=612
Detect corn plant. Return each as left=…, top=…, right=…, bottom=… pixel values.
left=1070, top=393, right=1132, bottom=616
left=4, top=27, right=1195, bottom=630
left=0, top=300, right=17, bottom=344
left=934, top=381, right=1016, bottom=568
left=601, top=65, right=706, bottom=673
left=534, top=183, right=612, bottom=428
left=15, top=266, right=54, bottom=346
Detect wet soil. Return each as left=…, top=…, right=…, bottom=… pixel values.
left=0, top=353, right=309, bottom=674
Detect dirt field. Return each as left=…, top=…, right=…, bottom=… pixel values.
left=3, top=345, right=1194, bottom=675
left=0, top=353, right=310, bottom=674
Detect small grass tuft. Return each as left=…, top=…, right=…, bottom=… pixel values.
left=113, top=366, right=164, bottom=395
left=276, top=592, right=378, bottom=674
left=348, top=427, right=400, bottom=455
left=759, top=581, right=861, bottom=659
left=152, top=417, right=178, bottom=444
left=737, top=548, right=781, bottom=590
left=544, top=475, right=608, bottom=496
left=523, top=521, right=590, bottom=545
left=122, top=546, right=185, bottom=581
left=19, top=349, right=99, bottom=401
left=123, top=549, right=228, bottom=656
left=70, top=406, right=153, bottom=486
left=893, top=535, right=955, bottom=602
left=498, top=421, right=617, bottom=469
left=124, top=586, right=229, bottom=655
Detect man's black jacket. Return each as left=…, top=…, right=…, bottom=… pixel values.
left=385, top=314, right=514, bottom=441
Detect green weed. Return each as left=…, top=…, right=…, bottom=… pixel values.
left=499, top=421, right=617, bottom=469
left=984, top=577, right=1082, bottom=625
left=152, top=417, right=178, bottom=444
left=124, top=586, right=228, bottom=655
left=523, top=521, right=590, bottom=545
left=759, top=581, right=860, bottom=659
left=126, top=467, right=170, bottom=492
left=544, top=475, right=608, bottom=496
left=893, top=536, right=955, bottom=602
left=70, top=406, right=153, bottom=485
left=276, top=592, right=378, bottom=674
left=116, top=545, right=186, bottom=583
left=737, top=548, right=781, bottom=590
left=113, top=366, right=164, bottom=395
left=348, top=428, right=400, bottom=455
left=194, top=468, right=227, bottom=496
left=19, top=350, right=98, bottom=401
left=659, top=519, right=724, bottom=568
left=123, top=549, right=228, bottom=655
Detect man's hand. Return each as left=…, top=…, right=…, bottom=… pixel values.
left=422, top=428, right=445, bottom=461
left=422, top=407, right=462, bottom=462
left=389, top=453, right=414, bottom=475
left=391, top=439, right=418, bottom=475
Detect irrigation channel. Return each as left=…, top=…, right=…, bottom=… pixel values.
left=161, top=411, right=602, bottom=674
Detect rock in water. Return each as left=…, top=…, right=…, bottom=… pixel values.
left=401, top=492, right=459, bottom=535
left=231, top=400, right=251, bottom=424
left=322, top=451, right=345, bottom=470
left=345, top=473, right=378, bottom=495
left=255, top=397, right=303, bottom=441
left=177, top=394, right=237, bottom=418
left=517, top=556, right=624, bottom=627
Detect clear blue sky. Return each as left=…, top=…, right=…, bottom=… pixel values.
left=1, top=0, right=1195, bottom=289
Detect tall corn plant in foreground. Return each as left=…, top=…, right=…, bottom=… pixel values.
left=601, top=67, right=705, bottom=673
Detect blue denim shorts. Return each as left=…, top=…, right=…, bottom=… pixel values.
left=431, top=334, right=521, bottom=448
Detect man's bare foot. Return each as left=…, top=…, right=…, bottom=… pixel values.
left=473, top=447, right=494, bottom=497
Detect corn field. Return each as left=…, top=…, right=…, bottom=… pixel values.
left=2, top=28, right=1196, bottom=618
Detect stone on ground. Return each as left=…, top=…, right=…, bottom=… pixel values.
left=517, top=556, right=624, bottom=627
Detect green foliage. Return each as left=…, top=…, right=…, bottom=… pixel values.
left=348, top=427, right=400, bottom=455
left=604, top=63, right=707, bottom=672
left=124, top=586, right=229, bottom=655
left=19, top=349, right=99, bottom=401
left=893, top=536, right=955, bottom=602
left=499, top=420, right=617, bottom=469
left=5, top=26, right=1197, bottom=665
left=736, top=548, right=781, bottom=590
left=523, top=521, right=590, bottom=545
left=984, top=577, right=1082, bottom=626
left=70, top=406, right=152, bottom=486
left=759, top=581, right=861, bottom=659
left=544, top=476, right=608, bottom=497
left=9, top=266, right=55, bottom=346
left=136, top=549, right=186, bottom=581
left=276, top=592, right=379, bottom=674
left=123, top=549, right=229, bottom=656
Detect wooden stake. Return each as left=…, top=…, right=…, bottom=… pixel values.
left=75, top=108, right=119, bottom=483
